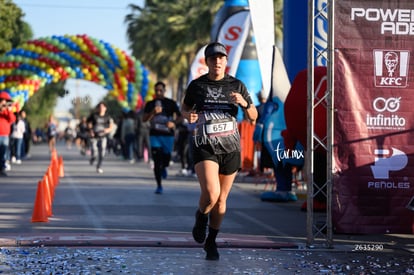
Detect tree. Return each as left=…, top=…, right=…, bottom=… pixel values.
left=125, top=1, right=222, bottom=93
left=68, top=96, right=94, bottom=120
left=0, top=0, right=32, bottom=55
left=274, top=0, right=283, bottom=44
left=23, top=82, right=67, bottom=130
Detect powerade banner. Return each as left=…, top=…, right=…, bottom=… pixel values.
left=333, top=0, right=414, bottom=234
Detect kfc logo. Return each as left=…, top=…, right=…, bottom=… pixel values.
left=373, top=50, right=409, bottom=88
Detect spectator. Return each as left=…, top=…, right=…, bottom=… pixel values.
left=20, top=110, right=32, bottom=159
left=10, top=112, right=26, bottom=164
left=0, top=92, right=16, bottom=176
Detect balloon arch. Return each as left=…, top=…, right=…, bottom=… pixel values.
left=0, top=34, right=150, bottom=112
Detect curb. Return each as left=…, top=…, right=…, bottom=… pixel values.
left=0, top=233, right=298, bottom=249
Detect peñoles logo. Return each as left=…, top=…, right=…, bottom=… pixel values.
left=368, top=147, right=410, bottom=189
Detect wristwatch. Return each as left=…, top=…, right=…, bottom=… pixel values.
left=242, top=101, right=250, bottom=109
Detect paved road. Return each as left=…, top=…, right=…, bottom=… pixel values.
left=1, top=142, right=308, bottom=244
left=0, top=142, right=413, bottom=274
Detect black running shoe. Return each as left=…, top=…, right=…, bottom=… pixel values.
left=204, top=241, right=219, bottom=261
left=192, top=210, right=208, bottom=243
left=89, top=157, right=95, bottom=165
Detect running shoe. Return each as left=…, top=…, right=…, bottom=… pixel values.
left=90, top=157, right=96, bottom=165
left=96, top=168, right=103, bottom=174
left=192, top=210, right=208, bottom=243
left=155, top=186, right=163, bottom=194
left=161, top=168, right=168, bottom=179
left=204, top=241, right=219, bottom=261
left=4, top=161, right=11, bottom=171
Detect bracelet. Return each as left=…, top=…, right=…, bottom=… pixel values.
left=242, top=101, right=250, bottom=110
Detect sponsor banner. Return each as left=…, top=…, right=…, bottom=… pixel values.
left=314, top=0, right=328, bottom=66
left=248, top=0, right=275, bottom=99
left=217, top=11, right=251, bottom=77
left=334, top=0, right=414, bottom=234
left=271, top=46, right=291, bottom=103
left=187, top=45, right=208, bottom=85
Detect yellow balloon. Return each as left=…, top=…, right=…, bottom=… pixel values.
left=145, top=93, right=154, bottom=102
left=109, top=90, right=118, bottom=97
left=46, top=68, right=55, bottom=75
left=91, top=65, right=99, bottom=73
left=84, top=73, right=92, bottom=81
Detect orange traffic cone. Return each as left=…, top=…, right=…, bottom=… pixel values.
left=43, top=175, right=53, bottom=217
left=46, top=167, right=55, bottom=199
left=50, top=160, right=59, bottom=185
left=31, top=180, right=49, bottom=222
left=51, top=149, right=58, bottom=161
left=58, top=156, right=64, bottom=178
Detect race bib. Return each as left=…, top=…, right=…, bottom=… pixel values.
left=154, top=123, right=170, bottom=132
left=204, top=118, right=235, bottom=137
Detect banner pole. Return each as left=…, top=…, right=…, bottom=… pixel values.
left=306, top=0, right=316, bottom=248
left=326, top=0, right=334, bottom=249
left=307, top=0, right=333, bottom=248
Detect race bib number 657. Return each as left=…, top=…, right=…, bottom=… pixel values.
left=205, top=121, right=233, bottom=134
left=204, top=118, right=236, bottom=137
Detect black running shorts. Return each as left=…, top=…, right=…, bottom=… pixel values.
left=193, top=146, right=241, bottom=175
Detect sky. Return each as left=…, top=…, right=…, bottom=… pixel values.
left=13, top=0, right=144, bottom=114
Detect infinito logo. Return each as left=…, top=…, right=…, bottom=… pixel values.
left=366, top=97, right=406, bottom=130
left=373, top=50, right=410, bottom=88
left=373, top=97, right=400, bottom=112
